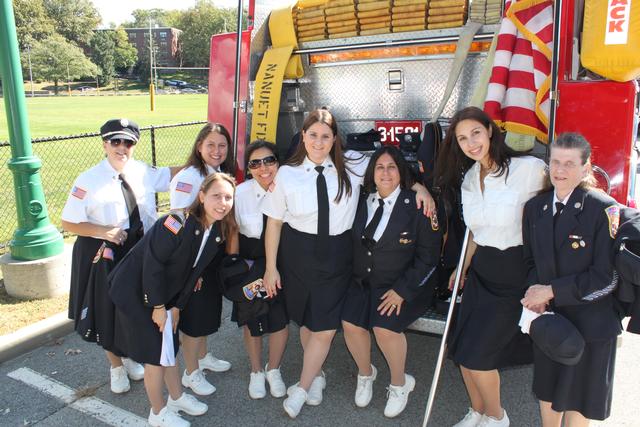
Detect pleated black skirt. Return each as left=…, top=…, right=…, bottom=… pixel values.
left=341, top=281, right=431, bottom=333
left=448, top=245, right=533, bottom=370
left=178, top=252, right=224, bottom=337
left=533, top=337, right=617, bottom=420
left=279, top=224, right=352, bottom=332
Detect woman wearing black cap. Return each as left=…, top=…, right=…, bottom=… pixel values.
left=61, top=118, right=172, bottom=394
left=261, top=109, right=435, bottom=419
left=342, top=146, right=441, bottom=418
left=433, top=107, right=547, bottom=427
left=109, top=173, right=237, bottom=427
left=521, top=133, right=621, bottom=426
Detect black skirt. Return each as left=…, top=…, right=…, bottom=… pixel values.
left=341, top=281, right=431, bottom=333
left=279, top=224, right=352, bottom=332
left=448, top=245, right=533, bottom=370
left=70, top=236, right=135, bottom=356
left=533, top=337, right=617, bottom=420
left=178, top=251, right=224, bottom=337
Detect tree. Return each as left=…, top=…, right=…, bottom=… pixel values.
left=12, top=0, right=55, bottom=50
left=123, top=8, right=180, bottom=28
left=89, top=31, right=115, bottom=86
left=173, top=1, right=239, bottom=67
left=28, top=35, right=98, bottom=94
left=112, top=28, right=138, bottom=73
left=43, top=0, right=101, bottom=47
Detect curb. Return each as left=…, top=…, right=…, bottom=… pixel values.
left=0, top=311, right=73, bottom=364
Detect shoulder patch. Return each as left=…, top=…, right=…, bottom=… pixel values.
left=176, top=181, right=193, bottom=194
left=102, top=247, right=114, bottom=260
left=163, top=215, right=183, bottom=235
left=92, top=244, right=105, bottom=263
left=605, top=204, right=620, bottom=239
left=430, top=210, right=439, bottom=231
left=71, top=186, right=87, bottom=200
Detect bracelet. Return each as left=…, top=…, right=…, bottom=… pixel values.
left=153, top=305, right=165, bottom=309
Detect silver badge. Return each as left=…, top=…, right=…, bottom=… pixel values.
left=120, top=118, right=129, bottom=127
left=195, top=230, right=200, bottom=236
left=404, top=198, right=410, bottom=204
left=574, top=202, right=581, bottom=209
left=215, top=236, right=221, bottom=242
left=543, top=204, right=548, bottom=211
left=580, top=240, right=586, bottom=247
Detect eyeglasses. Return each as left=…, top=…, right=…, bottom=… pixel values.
left=109, top=139, right=136, bottom=148
left=247, top=155, right=277, bottom=170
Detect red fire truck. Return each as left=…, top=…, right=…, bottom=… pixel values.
left=207, top=0, right=639, bottom=334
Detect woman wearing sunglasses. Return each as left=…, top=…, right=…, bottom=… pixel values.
left=231, top=141, right=289, bottom=399
left=61, top=118, right=173, bottom=395
left=168, top=123, right=235, bottom=396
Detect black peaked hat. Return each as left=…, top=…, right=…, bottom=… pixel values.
left=100, top=118, right=140, bottom=143
left=529, top=313, right=585, bottom=366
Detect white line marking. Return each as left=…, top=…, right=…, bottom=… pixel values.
left=7, top=367, right=147, bottom=427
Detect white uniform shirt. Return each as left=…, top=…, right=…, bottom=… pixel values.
left=235, top=178, right=267, bottom=239
left=461, top=156, right=546, bottom=250
left=552, top=190, right=573, bottom=215
left=365, top=185, right=402, bottom=242
left=61, top=159, right=170, bottom=233
left=262, top=151, right=369, bottom=235
left=193, top=224, right=213, bottom=267
left=169, top=164, right=218, bottom=209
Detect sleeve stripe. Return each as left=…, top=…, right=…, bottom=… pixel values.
left=582, top=271, right=618, bottom=302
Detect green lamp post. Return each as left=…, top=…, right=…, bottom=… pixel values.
left=0, top=0, right=63, bottom=260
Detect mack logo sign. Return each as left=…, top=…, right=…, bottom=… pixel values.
left=605, top=0, right=631, bottom=45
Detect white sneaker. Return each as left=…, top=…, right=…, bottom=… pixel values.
left=121, top=358, right=144, bottom=381
left=477, top=410, right=510, bottom=427
left=384, top=373, right=416, bottom=418
left=148, top=406, right=190, bottom=427
left=110, top=365, right=130, bottom=394
left=265, top=364, right=286, bottom=398
left=249, top=371, right=267, bottom=399
left=283, top=385, right=307, bottom=419
left=453, top=407, right=484, bottom=427
left=306, top=371, right=326, bottom=406
left=167, top=392, right=208, bottom=416
left=355, top=365, right=377, bottom=408
left=198, top=353, right=231, bottom=373
left=181, top=369, right=216, bottom=396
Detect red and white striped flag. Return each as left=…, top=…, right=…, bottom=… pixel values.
left=484, top=0, right=554, bottom=143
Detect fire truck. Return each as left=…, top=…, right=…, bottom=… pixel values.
left=207, top=0, right=639, bottom=334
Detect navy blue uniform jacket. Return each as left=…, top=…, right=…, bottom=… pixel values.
left=523, top=187, right=621, bottom=342
left=351, top=188, right=441, bottom=302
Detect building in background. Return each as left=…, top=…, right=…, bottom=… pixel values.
left=124, top=27, right=182, bottom=67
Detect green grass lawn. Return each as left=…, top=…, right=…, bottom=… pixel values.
left=0, top=94, right=209, bottom=140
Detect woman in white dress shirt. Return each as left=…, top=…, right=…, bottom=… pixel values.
left=169, top=123, right=234, bottom=396
left=262, top=109, right=434, bottom=419
left=61, top=119, right=171, bottom=394
left=433, top=107, right=546, bottom=427
left=233, top=141, right=289, bottom=399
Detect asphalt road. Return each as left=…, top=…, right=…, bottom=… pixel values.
left=1, top=300, right=639, bottom=427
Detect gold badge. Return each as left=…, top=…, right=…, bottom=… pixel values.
left=399, top=238, right=412, bottom=244
left=572, top=242, right=579, bottom=249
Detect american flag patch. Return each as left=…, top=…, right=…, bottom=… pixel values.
left=163, top=215, right=182, bottom=235
left=71, top=186, right=87, bottom=199
left=176, top=181, right=193, bottom=193
left=102, top=247, right=114, bottom=260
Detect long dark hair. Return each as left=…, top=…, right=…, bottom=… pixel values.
left=243, top=140, right=279, bottom=180
left=550, top=132, right=598, bottom=190
left=187, top=173, right=238, bottom=240
left=184, top=123, right=236, bottom=176
left=287, top=109, right=352, bottom=202
left=363, top=146, right=414, bottom=194
left=434, top=106, right=522, bottom=193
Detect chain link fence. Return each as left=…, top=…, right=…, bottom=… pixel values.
left=0, top=121, right=207, bottom=254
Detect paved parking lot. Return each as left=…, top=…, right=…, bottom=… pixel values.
left=1, top=300, right=639, bottom=426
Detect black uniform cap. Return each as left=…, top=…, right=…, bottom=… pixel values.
left=529, top=313, right=585, bottom=366
left=100, top=118, right=140, bottom=143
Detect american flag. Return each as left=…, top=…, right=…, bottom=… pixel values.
left=102, top=247, right=114, bottom=260
left=163, top=215, right=183, bottom=235
left=71, top=186, right=87, bottom=200
left=176, top=181, right=193, bottom=193
left=484, top=0, right=553, bottom=143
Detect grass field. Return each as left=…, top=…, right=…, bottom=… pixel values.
left=0, top=94, right=211, bottom=253
left=0, top=94, right=209, bottom=140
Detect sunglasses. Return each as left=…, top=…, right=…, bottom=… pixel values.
left=247, top=155, right=277, bottom=170
left=109, top=139, right=136, bottom=148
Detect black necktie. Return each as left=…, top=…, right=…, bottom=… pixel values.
left=119, top=173, right=142, bottom=234
left=315, top=166, right=329, bottom=258
left=363, top=198, right=385, bottom=246
left=553, top=202, right=565, bottom=228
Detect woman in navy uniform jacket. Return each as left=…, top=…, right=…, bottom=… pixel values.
left=342, top=146, right=441, bottom=418
left=521, top=133, right=621, bottom=426
left=109, top=173, right=237, bottom=427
